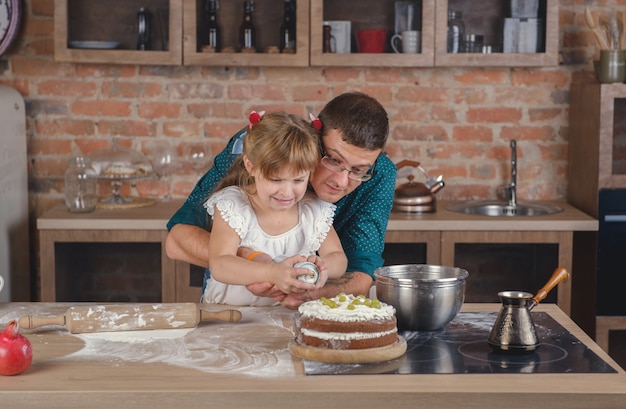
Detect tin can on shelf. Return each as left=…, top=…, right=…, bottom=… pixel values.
left=294, top=261, right=320, bottom=284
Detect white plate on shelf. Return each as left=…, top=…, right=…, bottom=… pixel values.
left=69, top=41, right=120, bottom=49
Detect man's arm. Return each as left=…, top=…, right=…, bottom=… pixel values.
left=165, top=128, right=246, bottom=266
left=165, top=224, right=211, bottom=267
left=278, top=272, right=373, bottom=309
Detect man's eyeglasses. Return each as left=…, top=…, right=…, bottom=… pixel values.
left=319, top=145, right=374, bottom=182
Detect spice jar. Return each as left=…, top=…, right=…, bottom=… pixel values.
left=64, top=156, right=97, bottom=213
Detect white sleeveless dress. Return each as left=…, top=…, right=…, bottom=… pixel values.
left=202, top=186, right=336, bottom=306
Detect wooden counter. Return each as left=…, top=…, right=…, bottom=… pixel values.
left=0, top=303, right=623, bottom=409
left=37, top=200, right=598, bottom=312
left=387, top=200, right=598, bottom=231
left=37, top=201, right=184, bottom=303
left=37, top=200, right=597, bottom=232
left=386, top=200, right=597, bottom=316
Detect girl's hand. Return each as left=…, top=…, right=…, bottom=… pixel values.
left=270, top=255, right=316, bottom=294
left=305, top=255, right=329, bottom=288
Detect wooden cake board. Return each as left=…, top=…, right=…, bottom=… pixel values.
left=289, top=336, right=407, bottom=364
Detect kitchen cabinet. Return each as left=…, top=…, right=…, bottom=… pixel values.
left=183, top=0, right=310, bottom=67
left=37, top=201, right=181, bottom=303
left=440, top=231, right=571, bottom=307
left=54, top=0, right=559, bottom=67
left=567, top=83, right=626, bottom=355
left=385, top=201, right=596, bottom=320
left=568, top=83, right=626, bottom=217
left=54, top=0, right=183, bottom=65
left=37, top=200, right=595, bottom=317
left=309, top=0, right=436, bottom=67
left=434, top=0, right=559, bottom=67
left=310, top=0, right=558, bottom=68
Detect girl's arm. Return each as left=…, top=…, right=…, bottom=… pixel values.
left=315, top=226, right=348, bottom=280
left=207, top=211, right=315, bottom=293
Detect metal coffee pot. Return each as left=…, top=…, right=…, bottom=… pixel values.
left=393, top=160, right=445, bottom=213
left=487, top=267, right=569, bottom=353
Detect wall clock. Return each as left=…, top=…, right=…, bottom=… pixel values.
left=0, top=0, right=21, bottom=57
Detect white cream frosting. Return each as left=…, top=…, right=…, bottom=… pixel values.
left=300, top=328, right=396, bottom=341
left=298, top=294, right=395, bottom=322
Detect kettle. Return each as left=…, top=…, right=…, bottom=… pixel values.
left=393, top=160, right=445, bottom=213
left=487, top=267, right=569, bottom=353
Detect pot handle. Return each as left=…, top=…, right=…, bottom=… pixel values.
left=396, top=159, right=420, bottom=170
left=529, top=267, right=569, bottom=310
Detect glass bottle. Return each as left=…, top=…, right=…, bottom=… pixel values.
left=205, top=0, right=220, bottom=51
left=239, top=1, right=256, bottom=52
left=447, top=11, right=464, bottom=54
left=64, top=156, right=97, bottom=213
left=279, top=0, right=296, bottom=53
left=323, top=24, right=333, bottom=53
left=137, top=7, right=151, bottom=50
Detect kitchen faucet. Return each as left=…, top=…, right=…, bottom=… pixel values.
left=506, top=139, right=517, bottom=207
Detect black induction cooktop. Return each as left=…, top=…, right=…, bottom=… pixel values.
left=302, top=312, right=618, bottom=375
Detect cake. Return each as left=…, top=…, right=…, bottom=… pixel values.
left=99, top=161, right=152, bottom=177
left=296, top=293, right=398, bottom=350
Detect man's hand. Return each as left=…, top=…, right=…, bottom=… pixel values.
left=279, top=271, right=374, bottom=309
left=242, top=248, right=286, bottom=300
left=246, top=282, right=286, bottom=300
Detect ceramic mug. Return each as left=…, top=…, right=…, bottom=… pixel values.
left=357, top=29, right=387, bottom=53
left=391, top=30, right=420, bottom=53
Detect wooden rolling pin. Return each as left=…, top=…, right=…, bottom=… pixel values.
left=18, top=303, right=242, bottom=334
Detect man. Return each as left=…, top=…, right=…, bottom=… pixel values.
left=166, top=92, right=397, bottom=308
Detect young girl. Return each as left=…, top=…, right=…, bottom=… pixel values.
left=202, top=111, right=347, bottom=306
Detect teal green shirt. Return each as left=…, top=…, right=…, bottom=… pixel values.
left=167, top=128, right=397, bottom=279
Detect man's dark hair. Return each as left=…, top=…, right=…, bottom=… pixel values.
left=318, top=92, right=389, bottom=151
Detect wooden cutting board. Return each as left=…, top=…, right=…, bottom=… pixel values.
left=288, top=336, right=407, bottom=364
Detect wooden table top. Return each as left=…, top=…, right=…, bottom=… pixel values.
left=37, top=200, right=598, bottom=232
left=0, top=303, right=623, bottom=409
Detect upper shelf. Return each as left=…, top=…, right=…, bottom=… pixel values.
left=182, top=0, right=310, bottom=67
left=54, top=0, right=559, bottom=68
left=309, top=0, right=436, bottom=67
left=54, top=0, right=182, bottom=65
left=434, top=0, right=559, bottom=67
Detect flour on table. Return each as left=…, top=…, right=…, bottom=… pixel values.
left=65, top=308, right=297, bottom=377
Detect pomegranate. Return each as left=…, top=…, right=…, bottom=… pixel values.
left=0, top=320, right=33, bottom=375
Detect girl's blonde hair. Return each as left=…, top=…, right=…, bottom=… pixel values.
left=215, top=112, right=321, bottom=193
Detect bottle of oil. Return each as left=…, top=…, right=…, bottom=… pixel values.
left=239, top=1, right=256, bottom=52
left=446, top=11, right=464, bottom=54
left=137, top=7, right=151, bottom=50
left=279, top=0, right=296, bottom=53
left=204, top=0, right=220, bottom=51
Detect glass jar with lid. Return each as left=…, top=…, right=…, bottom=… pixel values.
left=64, top=156, right=97, bottom=213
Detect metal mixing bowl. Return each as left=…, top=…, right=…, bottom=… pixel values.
left=374, top=264, right=469, bottom=331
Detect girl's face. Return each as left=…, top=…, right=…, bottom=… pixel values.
left=244, top=156, right=311, bottom=211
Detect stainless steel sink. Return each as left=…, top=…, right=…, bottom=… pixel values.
left=446, top=200, right=563, bottom=217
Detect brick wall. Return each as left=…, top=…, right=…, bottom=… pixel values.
left=0, top=1, right=615, bottom=290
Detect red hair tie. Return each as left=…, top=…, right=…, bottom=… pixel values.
left=309, top=112, right=322, bottom=131
left=248, top=110, right=265, bottom=129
